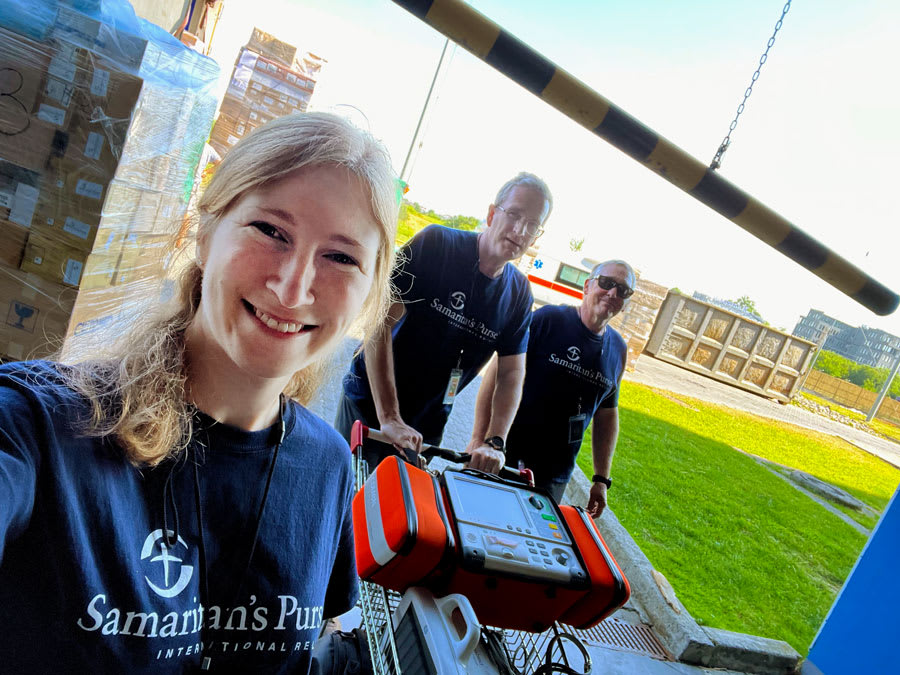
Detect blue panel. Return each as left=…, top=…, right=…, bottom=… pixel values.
left=806, top=487, right=900, bottom=673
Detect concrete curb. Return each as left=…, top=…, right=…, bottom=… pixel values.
left=564, top=470, right=801, bottom=675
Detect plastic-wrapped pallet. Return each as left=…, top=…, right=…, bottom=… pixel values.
left=209, top=28, right=322, bottom=158
left=0, top=0, right=218, bottom=363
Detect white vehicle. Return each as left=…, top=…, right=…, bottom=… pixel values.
left=517, top=252, right=599, bottom=307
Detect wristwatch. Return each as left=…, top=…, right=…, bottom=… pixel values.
left=483, top=436, right=505, bottom=453
left=592, top=474, right=612, bottom=488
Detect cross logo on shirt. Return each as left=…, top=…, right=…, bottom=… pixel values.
left=449, top=291, right=466, bottom=311
left=140, top=529, right=194, bottom=598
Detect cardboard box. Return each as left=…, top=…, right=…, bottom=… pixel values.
left=79, top=248, right=119, bottom=290
left=247, top=28, right=297, bottom=68
left=61, top=110, right=127, bottom=180
left=0, top=160, right=41, bottom=231
left=0, top=114, right=60, bottom=174
left=40, top=155, right=110, bottom=216
left=0, top=262, right=76, bottom=360
left=0, top=220, right=28, bottom=268
left=0, top=27, right=52, bottom=115
left=20, top=230, right=90, bottom=287
left=102, top=180, right=164, bottom=234
left=30, top=192, right=105, bottom=254
left=115, top=233, right=170, bottom=286
left=65, top=284, right=128, bottom=340
left=34, top=41, right=143, bottom=133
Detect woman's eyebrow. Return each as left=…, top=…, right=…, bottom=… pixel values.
left=329, top=234, right=364, bottom=248
left=258, top=206, right=296, bottom=224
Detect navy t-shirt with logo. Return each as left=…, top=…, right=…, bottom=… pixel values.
left=505, top=304, right=626, bottom=488
left=343, top=225, right=533, bottom=441
left=0, top=361, right=357, bottom=674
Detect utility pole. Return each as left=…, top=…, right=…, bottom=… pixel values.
left=400, top=38, right=455, bottom=185
left=867, top=350, right=900, bottom=422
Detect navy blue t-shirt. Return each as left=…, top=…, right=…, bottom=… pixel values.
left=504, top=305, right=626, bottom=488
left=343, top=225, right=533, bottom=440
left=0, top=361, right=358, bottom=674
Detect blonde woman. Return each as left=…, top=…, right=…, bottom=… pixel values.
left=0, top=112, right=398, bottom=673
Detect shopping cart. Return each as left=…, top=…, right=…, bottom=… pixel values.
left=349, top=422, right=594, bottom=675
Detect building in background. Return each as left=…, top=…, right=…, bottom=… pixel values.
left=793, top=309, right=900, bottom=369
left=209, top=28, right=324, bottom=157
left=692, top=292, right=763, bottom=324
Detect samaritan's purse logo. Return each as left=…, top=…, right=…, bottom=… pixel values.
left=141, top=529, right=194, bottom=598
left=566, top=346, right=581, bottom=362
left=449, top=291, right=466, bottom=311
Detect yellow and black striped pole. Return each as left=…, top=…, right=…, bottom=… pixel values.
left=393, top=0, right=898, bottom=316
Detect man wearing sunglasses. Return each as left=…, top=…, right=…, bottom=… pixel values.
left=337, top=173, right=552, bottom=473
left=470, top=260, right=634, bottom=516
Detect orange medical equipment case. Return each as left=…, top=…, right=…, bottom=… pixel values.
left=557, top=505, right=631, bottom=628
left=351, top=425, right=630, bottom=632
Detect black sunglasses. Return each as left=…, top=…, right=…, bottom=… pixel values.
left=591, top=275, right=634, bottom=299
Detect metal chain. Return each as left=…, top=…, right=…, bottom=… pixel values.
left=710, top=0, right=792, bottom=170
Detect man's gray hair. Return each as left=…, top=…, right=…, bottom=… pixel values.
left=494, top=172, right=553, bottom=222
left=590, top=259, right=637, bottom=290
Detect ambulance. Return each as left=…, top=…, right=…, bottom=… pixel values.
left=517, top=250, right=599, bottom=307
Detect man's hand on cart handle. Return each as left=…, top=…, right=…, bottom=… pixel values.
left=465, top=442, right=505, bottom=474
left=379, top=417, right=423, bottom=460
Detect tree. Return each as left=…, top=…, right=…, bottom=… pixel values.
left=734, top=296, right=761, bottom=318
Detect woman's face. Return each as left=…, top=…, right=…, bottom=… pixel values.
left=194, top=164, right=381, bottom=382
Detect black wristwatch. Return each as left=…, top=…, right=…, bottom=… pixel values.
left=592, top=474, right=612, bottom=488
left=484, top=436, right=505, bottom=453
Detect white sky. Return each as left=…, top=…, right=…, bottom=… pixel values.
left=206, top=0, right=900, bottom=336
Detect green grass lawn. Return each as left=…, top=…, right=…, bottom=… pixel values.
left=576, top=381, right=900, bottom=656
left=396, top=209, right=437, bottom=245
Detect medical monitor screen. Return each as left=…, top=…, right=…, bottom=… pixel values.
left=453, top=478, right=530, bottom=531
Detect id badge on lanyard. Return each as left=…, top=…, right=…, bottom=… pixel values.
left=567, top=397, right=587, bottom=444
left=567, top=413, right=587, bottom=444
left=443, top=350, right=464, bottom=405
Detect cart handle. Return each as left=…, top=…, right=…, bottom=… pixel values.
left=350, top=421, right=534, bottom=487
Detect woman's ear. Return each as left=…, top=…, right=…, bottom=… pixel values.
left=196, top=218, right=211, bottom=271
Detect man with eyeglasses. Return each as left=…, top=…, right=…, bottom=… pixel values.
left=469, top=260, right=635, bottom=515
left=336, top=173, right=552, bottom=472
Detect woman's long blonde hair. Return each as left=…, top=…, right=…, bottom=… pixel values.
left=62, top=113, right=399, bottom=465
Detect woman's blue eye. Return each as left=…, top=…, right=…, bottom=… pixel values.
left=251, top=221, right=286, bottom=241
left=327, top=252, right=359, bottom=266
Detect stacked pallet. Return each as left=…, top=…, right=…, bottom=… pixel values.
left=210, top=28, right=323, bottom=157
left=0, top=1, right=218, bottom=362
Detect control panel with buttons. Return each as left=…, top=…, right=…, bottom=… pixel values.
left=443, top=472, right=587, bottom=586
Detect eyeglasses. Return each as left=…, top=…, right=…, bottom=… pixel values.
left=591, top=275, right=634, bottom=299
left=495, top=205, right=544, bottom=238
